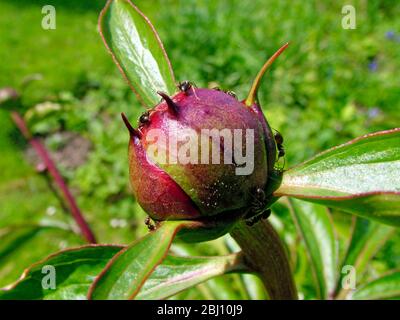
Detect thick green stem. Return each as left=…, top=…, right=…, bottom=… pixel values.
left=230, top=219, right=297, bottom=300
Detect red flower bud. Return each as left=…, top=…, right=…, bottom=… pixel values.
left=124, top=88, right=272, bottom=229
left=123, top=43, right=289, bottom=241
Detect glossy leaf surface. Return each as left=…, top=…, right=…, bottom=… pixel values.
left=288, top=199, right=338, bottom=299
left=88, top=221, right=183, bottom=300
left=99, top=0, right=176, bottom=106
left=276, top=129, right=400, bottom=226
left=335, top=217, right=394, bottom=298
left=0, top=245, right=122, bottom=300
left=137, top=253, right=247, bottom=300
left=352, top=271, right=400, bottom=300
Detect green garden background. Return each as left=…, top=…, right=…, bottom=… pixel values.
left=0, top=0, right=399, bottom=299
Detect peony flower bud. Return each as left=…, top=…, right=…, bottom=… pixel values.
left=123, top=44, right=288, bottom=241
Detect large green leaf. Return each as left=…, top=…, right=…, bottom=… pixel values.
left=99, top=0, right=176, bottom=106
left=288, top=199, right=338, bottom=299
left=352, top=271, right=400, bottom=300
left=334, top=217, right=394, bottom=298
left=137, top=253, right=247, bottom=300
left=0, top=225, right=84, bottom=287
left=0, top=245, right=122, bottom=300
left=88, top=221, right=184, bottom=300
left=0, top=244, right=247, bottom=300
left=275, top=128, right=400, bottom=226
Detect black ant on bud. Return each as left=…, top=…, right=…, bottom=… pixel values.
left=274, top=131, right=285, bottom=158
left=245, top=188, right=272, bottom=226
left=225, top=90, right=237, bottom=99
left=178, top=80, right=196, bottom=94
left=246, top=209, right=271, bottom=226
left=144, top=216, right=156, bottom=231
left=211, top=87, right=237, bottom=99
left=138, top=111, right=150, bottom=126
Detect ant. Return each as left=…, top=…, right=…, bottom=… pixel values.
left=245, top=188, right=272, bottom=226
left=178, top=80, right=196, bottom=94
left=138, top=111, right=150, bottom=126
left=225, top=90, right=237, bottom=99
left=144, top=216, right=156, bottom=231
left=178, top=80, right=200, bottom=99
left=274, top=131, right=285, bottom=158
left=211, top=86, right=237, bottom=99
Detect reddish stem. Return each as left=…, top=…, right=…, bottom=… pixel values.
left=10, top=111, right=97, bottom=243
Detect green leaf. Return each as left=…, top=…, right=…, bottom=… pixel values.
left=137, top=253, right=247, bottom=300
left=335, top=217, right=394, bottom=298
left=171, top=241, right=253, bottom=300
left=0, top=225, right=84, bottom=287
left=352, top=271, right=400, bottom=300
left=0, top=244, right=247, bottom=300
left=275, top=128, right=400, bottom=226
left=288, top=199, right=338, bottom=299
left=88, top=221, right=184, bottom=300
left=0, top=245, right=122, bottom=300
left=99, top=0, right=176, bottom=106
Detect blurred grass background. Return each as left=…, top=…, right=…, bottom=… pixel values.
left=0, top=0, right=399, bottom=298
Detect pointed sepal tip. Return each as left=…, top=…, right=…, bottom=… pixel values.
left=245, top=42, right=290, bottom=107
left=121, top=112, right=142, bottom=138
left=157, top=91, right=179, bottom=115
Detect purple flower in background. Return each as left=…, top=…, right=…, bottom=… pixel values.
left=368, top=59, right=378, bottom=72
left=386, top=30, right=395, bottom=40
left=367, top=107, right=381, bottom=119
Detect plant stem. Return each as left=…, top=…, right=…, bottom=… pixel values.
left=10, top=111, right=97, bottom=244
left=230, top=219, right=297, bottom=300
